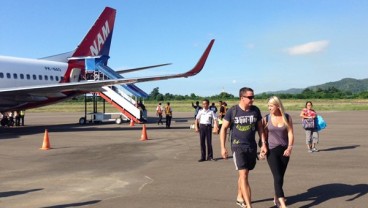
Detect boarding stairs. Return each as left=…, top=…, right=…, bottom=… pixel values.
left=84, top=56, right=148, bottom=123
left=95, top=62, right=149, bottom=98
left=99, top=86, right=141, bottom=123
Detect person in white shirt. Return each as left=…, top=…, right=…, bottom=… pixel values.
left=195, top=99, right=218, bottom=162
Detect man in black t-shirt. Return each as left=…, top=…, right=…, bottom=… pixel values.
left=220, top=87, right=267, bottom=208
left=192, top=101, right=202, bottom=119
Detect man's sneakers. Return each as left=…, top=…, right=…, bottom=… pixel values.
left=198, top=158, right=216, bottom=162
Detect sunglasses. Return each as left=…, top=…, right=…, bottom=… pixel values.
left=242, top=96, right=255, bottom=100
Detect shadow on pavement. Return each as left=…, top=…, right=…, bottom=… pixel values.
left=286, top=183, right=368, bottom=207
left=0, top=117, right=192, bottom=140
left=0, top=188, right=43, bottom=198
left=41, top=200, right=101, bottom=208
left=319, top=145, right=360, bottom=152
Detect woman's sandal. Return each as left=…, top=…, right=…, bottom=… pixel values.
left=236, top=200, right=246, bottom=208
left=273, top=198, right=281, bottom=208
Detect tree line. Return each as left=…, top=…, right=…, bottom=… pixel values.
left=67, top=86, right=367, bottom=102
left=148, top=87, right=368, bottom=101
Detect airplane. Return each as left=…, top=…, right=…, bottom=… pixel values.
left=0, top=7, right=215, bottom=118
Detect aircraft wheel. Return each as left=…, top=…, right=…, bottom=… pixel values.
left=79, top=117, right=86, bottom=125
left=115, top=117, right=122, bottom=124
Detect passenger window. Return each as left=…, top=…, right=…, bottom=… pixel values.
left=6, top=73, right=11, bottom=78
left=33, top=74, right=37, bottom=80
left=50, top=76, right=54, bottom=81
left=13, top=73, right=18, bottom=79
left=39, top=75, right=43, bottom=80
left=20, top=74, right=24, bottom=79
left=0, top=72, right=3, bottom=78
left=55, top=76, right=59, bottom=81
left=26, top=74, right=31, bottom=80
left=44, top=75, right=48, bottom=80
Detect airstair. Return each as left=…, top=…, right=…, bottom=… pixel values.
left=79, top=56, right=147, bottom=124
left=99, top=86, right=141, bottom=123
left=95, top=61, right=149, bottom=98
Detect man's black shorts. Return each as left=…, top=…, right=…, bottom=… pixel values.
left=232, top=145, right=257, bottom=170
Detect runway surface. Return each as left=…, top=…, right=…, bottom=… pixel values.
left=0, top=111, right=367, bottom=208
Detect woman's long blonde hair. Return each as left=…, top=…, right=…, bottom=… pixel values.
left=267, top=96, right=290, bottom=130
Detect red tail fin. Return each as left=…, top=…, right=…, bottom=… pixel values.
left=61, top=7, right=116, bottom=83
left=72, top=7, right=116, bottom=57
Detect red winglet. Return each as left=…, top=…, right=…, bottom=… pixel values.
left=183, top=39, right=215, bottom=77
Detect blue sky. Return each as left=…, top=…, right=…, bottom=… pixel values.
left=1, top=1, right=367, bottom=96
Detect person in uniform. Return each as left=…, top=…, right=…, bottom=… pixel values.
left=195, top=99, right=218, bottom=162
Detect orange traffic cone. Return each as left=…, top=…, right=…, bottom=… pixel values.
left=130, top=119, right=135, bottom=127
left=139, top=124, right=148, bottom=141
left=40, top=129, right=51, bottom=150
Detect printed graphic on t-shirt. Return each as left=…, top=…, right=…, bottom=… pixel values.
left=234, top=115, right=257, bottom=135
left=224, top=105, right=261, bottom=146
left=234, top=115, right=256, bottom=125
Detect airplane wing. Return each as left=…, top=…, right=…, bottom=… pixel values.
left=0, top=39, right=214, bottom=98
left=115, top=63, right=172, bottom=74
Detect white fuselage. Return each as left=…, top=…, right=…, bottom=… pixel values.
left=0, top=55, right=74, bottom=111
left=0, top=55, right=68, bottom=88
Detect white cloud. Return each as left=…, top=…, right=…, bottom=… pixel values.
left=286, top=40, right=329, bottom=55
left=247, top=43, right=255, bottom=49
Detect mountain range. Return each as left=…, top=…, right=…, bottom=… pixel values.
left=267, top=78, right=368, bottom=94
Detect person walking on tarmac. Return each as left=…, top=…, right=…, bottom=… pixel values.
left=15, top=110, right=21, bottom=126
left=20, top=110, right=25, bottom=126
left=156, top=102, right=164, bottom=125
left=192, top=101, right=202, bottom=119
left=264, top=96, right=294, bottom=208
left=220, top=87, right=267, bottom=208
left=165, top=102, right=173, bottom=129
left=209, top=102, right=218, bottom=113
left=8, top=111, right=14, bottom=127
left=218, top=101, right=226, bottom=119
left=138, top=100, right=147, bottom=122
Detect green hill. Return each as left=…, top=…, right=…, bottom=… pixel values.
left=309, top=78, right=368, bottom=93
left=269, top=78, right=368, bottom=94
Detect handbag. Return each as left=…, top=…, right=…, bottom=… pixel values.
left=302, top=118, right=315, bottom=129
left=316, top=115, right=327, bottom=131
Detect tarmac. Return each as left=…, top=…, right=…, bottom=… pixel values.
left=0, top=111, right=367, bottom=208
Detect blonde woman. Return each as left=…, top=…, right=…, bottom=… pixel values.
left=262, top=96, right=294, bottom=208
